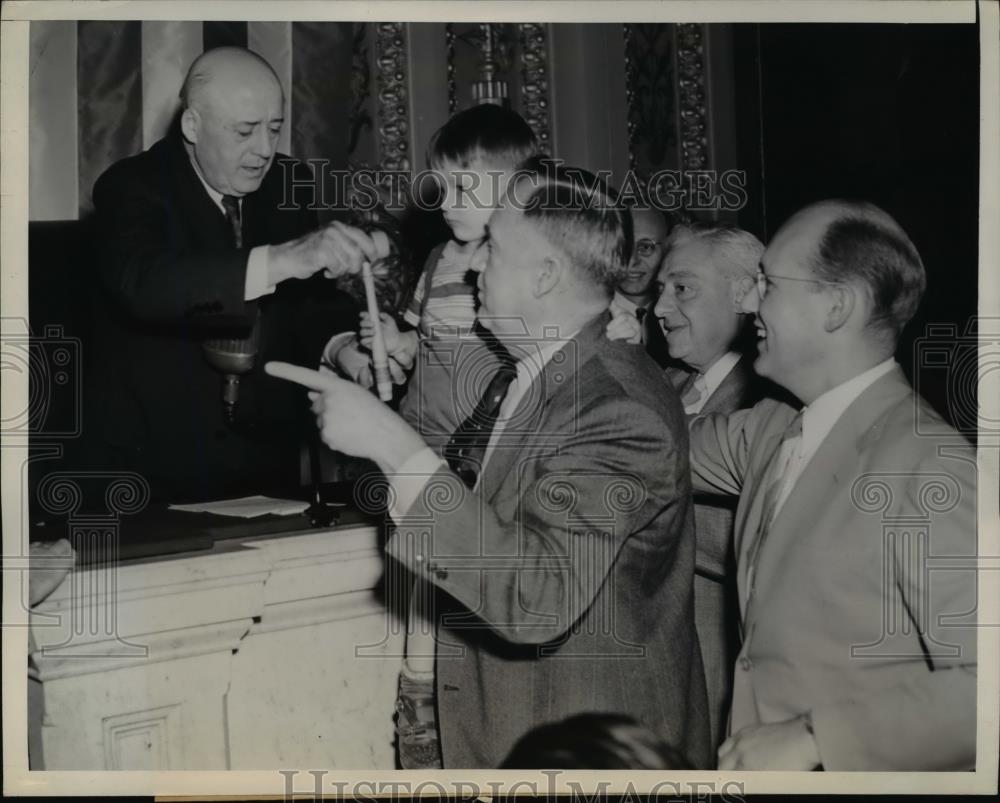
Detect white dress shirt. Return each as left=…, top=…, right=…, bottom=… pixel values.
left=612, top=291, right=654, bottom=344
left=190, top=160, right=273, bottom=301
left=773, top=358, right=897, bottom=516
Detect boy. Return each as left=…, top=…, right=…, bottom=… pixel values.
left=332, top=105, right=540, bottom=769
left=338, top=104, right=538, bottom=443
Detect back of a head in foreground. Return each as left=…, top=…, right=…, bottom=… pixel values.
left=499, top=713, right=690, bottom=769
left=511, top=160, right=633, bottom=298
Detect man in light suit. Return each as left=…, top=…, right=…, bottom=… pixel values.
left=652, top=222, right=772, bottom=751
left=269, top=167, right=711, bottom=768
left=689, top=200, right=976, bottom=770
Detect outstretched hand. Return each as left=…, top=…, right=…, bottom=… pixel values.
left=268, top=221, right=380, bottom=285
left=266, top=361, right=425, bottom=471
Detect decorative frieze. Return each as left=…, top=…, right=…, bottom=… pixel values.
left=445, top=23, right=457, bottom=115
left=675, top=22, right=709, bottom=172
left=374, top=22, right=410, bottom=174
left=518, top=22, right=551, bottom=153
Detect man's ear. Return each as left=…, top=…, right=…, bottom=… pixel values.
left=535, top=254, right=566, bottom=297
left=823, top=283, right=856, bottom=332
left=180, top=107, right=199, bottom=145
left=732, top=275, right=755, bottom=309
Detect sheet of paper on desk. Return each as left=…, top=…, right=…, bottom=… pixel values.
left=168, top=496, right=311, bottom=518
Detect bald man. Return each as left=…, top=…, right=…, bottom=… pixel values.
left=85, top=47, right=374, bottom=501
left=688, top=200, right=976, bottom=770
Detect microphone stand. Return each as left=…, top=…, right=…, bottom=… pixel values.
left=305, top=417, right=341, bottom=529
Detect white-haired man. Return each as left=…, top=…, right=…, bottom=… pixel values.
left=653, top=222, right=773, bottom=751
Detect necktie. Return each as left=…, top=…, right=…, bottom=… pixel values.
left=221, top=195, right=243, bottom=248
left=681, top=373, right=708, bottom=414
left=443, top=321, right=518, bottom=489
left=745, top=411, right=804, bottom=591
left=636, top=305, right=671, bottom=368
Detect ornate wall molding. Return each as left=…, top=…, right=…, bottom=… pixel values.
left=445, top=23, right=457, bottom=115
left=347, top=22, right=374, bottom=164
left=623, top=23, right=637, bottom=171
left=518, top=22, right=551, bottom=153
left=375, top=22, right=410, bottom=175
left=622, top=23, right=677, bottom=175
left=675, top=22, right=709, bottom=172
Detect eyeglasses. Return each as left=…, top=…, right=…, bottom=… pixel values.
left=754, top=269, right=841, bottom=300
left=634, top=239, right=664, bottom=259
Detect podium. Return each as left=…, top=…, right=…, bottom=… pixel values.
left=28, top=516, right=405, bottom=769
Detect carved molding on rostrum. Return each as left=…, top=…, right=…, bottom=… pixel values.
left=29, top=526, right=385, bottom=678
left=30, top=524, right=400, bottom=769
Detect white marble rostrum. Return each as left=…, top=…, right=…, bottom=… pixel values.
left=29, top=525, right=405, bottom=769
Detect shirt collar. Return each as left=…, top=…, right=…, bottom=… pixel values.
left=700, top=351, right=742, bottom=400
left=612, top=291, right=642, bottom=316
left=801, top=358, right=896, bottom=460
left=188, top=154, right=235, bottom=215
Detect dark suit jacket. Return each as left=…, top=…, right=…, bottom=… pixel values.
left=86, top=132, right=357, bottom=501
left=390, top=313, right=711, bottom=769
left=669, top=356, right=764, bottom=751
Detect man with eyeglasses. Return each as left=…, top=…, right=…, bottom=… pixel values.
left=689, top=200, right=976, bottom=770
left=652, top=221, right=776, bottom=753
left=610, top=206, right=673, bottom=367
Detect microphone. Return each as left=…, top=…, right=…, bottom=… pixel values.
left=202, top=309, right=261, bottom=423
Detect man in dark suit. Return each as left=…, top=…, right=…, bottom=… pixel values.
left=85, top=47, right=377, bottom=501
left=269, top=167, right=711, bottom=769
left=610, top=206, right=672, bottom=367
left=652, top=222, right=769, bottom=750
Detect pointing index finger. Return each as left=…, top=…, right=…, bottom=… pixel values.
left=265, top=361, right=343, bottom=392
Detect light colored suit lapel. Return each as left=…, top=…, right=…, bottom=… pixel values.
left=741, top=367, right=913, bottom=631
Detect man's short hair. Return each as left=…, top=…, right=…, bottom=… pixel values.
left=809, top=201, right=926, bottom=337
left=626, top=203, right=687, bottom=240
left=514, top=162, right=633, bottom=295
left=428, top=104, right=539, bottom=171
left=668, top=222, right=763, bottom=280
